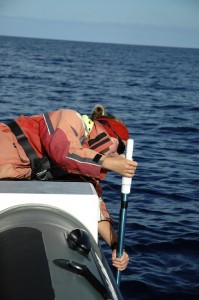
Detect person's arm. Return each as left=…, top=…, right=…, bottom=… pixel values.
left=98, top=221, right=129, bottom=271
left=98, top=220, right=117, bottom=247
left=39, top=110, right=105, bottom=178
left=101, top=155, right=137, bottom=178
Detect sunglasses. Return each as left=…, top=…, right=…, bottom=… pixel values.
left=98, top=119, right=126, bottom=154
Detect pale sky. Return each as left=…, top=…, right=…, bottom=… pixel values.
left=0, top=0, right=198, bottom=48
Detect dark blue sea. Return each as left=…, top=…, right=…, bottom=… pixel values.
left=0, top=35, right=199, bottom=300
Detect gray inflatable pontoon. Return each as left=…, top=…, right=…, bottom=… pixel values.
left=0, top=181, right=123, bottom=300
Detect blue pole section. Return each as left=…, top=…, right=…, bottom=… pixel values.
left=116, top=139, right=134, bottom=287
left=116, top=193, right=128, bottom=286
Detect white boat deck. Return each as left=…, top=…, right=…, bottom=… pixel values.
left=0, top=181, right=99, bottom=242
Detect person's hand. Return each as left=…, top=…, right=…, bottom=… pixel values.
left=102, top=155, right=137, bottom=177
left=111, top=249, right=129, bottom=271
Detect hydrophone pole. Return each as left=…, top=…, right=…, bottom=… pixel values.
left=116, top=139, right=134, bottom=287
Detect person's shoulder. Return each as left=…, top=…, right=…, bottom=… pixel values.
left=48, top=109, right=82, bottom=125
left=57, top=109, right=82, bottom=124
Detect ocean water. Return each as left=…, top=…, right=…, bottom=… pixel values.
left=0, top=35, right=199, bottom=300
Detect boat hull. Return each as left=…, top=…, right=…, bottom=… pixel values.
left=0, top=182, right=123, bottom=300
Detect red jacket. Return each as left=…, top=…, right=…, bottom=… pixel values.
left=0, top=109, right=113, bottom=179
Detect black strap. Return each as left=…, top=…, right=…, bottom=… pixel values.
left=8, top=121, right=39, bottom=172
left=7, top=121, right=64, bottom=180
left=93, top=154, right=102, bottom=163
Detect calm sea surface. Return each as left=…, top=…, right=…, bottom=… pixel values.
left=0, top=35, right=199, bottom=300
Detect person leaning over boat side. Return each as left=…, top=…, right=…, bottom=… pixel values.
left=0, top=104, right=137, bottom=271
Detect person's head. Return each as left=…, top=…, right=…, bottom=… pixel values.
left=91, top=104, right=129, bottom=156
